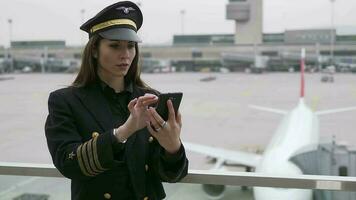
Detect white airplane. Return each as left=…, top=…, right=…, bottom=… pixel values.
left=185, top=48, right=356, bottom=200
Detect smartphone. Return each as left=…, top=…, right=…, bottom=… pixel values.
left=155, top=92, right=183, bottom=121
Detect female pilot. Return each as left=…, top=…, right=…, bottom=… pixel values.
left=45, top=1, right=188, bottom=199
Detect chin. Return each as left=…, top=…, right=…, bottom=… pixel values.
left=114, top=72, right=126, bottom=77
left=112, top=69, right=128, bottom=77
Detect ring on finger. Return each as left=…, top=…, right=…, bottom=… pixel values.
left=155, top=127, right=161, bottom=132
left=161, top=121, right=167, bottom=128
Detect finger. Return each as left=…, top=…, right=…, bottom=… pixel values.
left=128, top=98, right=137, bottom=111
left=149, top=108, right=165, bottom=127
left=140, top=94, right=158, bottom=101
left=148, top=108, right=161, bottom=130
left=177, top=111, right=182, bottom=128
left=144, top=93, right=158, bottom=98
left=142, top=98, right=159, bottom=107
left=138, top=96, right=158, bottom=108
left=167, top=99, right=176, bottom=122
left=136, top=97, right=145, bottom=108
left=146, top=121, right=158, bottom=137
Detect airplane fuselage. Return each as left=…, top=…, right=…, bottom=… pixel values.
left=254, top=99, right=319, bottom=200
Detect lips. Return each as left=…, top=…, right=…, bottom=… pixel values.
left=116, top=63, right=129, bottom=68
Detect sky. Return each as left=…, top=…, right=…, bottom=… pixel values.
left=0, top=0, right=355, bottom=46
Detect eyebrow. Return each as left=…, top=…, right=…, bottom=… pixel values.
left=107, top=40, right=136, bottom=45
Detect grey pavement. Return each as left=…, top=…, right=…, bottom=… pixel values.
left=0, top=72, right=356, bottom=199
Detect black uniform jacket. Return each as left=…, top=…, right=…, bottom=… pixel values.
left=45, top=82, right=188, bottom=200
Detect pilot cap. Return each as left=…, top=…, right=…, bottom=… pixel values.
left=80, top=1, right=143, bottom=42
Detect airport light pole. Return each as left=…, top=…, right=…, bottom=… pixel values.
left=315, top=43, right=322, bottom=72
left=180, top=9, right=185, bottom=35
left=7, top=18, right=13, bottom=72
left=7, top=19, right=13, bottom=47
left=80, top=9, right=86, bottom=46
left=330, top=0, right=335, bottom=65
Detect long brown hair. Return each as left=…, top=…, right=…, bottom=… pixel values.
left=72, top=35, right=151, bottom=90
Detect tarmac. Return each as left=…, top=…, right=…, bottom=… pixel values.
left=0, top=72, right=356, bottom=199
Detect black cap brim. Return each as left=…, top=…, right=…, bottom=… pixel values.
left=98, top=28, right=142, bottom=43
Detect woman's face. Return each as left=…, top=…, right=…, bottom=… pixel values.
left=96, top=39, right=136, bottom=78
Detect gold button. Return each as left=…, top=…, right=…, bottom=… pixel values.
left=143, top=197, right=149, bottom=200
left=145, top=164, right=149, bottom=171
left=148, top=136, right=154, bottom=143
left=104, top=193, right=111, bottom=199
left=92, top=132, right=99, bottom=138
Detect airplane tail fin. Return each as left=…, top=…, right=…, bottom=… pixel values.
left=248, top=48, right=307, bottom=115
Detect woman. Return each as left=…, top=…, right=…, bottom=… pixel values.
left=45, top=1, right=188, bottom=200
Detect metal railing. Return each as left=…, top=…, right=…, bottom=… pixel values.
left=0, top=162, right=356, bottom=191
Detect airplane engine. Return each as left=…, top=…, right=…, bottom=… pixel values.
left=202, top=184, right=226, bottom=199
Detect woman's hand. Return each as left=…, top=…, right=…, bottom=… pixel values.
left=123, top=94, right=158, bottom=135
left=146, top=99, right=182, bottom=154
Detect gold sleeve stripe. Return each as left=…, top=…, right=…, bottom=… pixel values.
left=90, top=19, right=137, bottom=33
left=92, top=136, right=107, bottom=171
left=76, top=144, right=94, bottom=177
left=81, top=142, right=97, bottom=176
left=87, top=139, right=104, bottom=173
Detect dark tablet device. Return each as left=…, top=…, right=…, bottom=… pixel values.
left=155, top=93, right=183, bottom=121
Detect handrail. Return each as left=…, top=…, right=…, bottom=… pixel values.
left=1, top=162, right=356, bottom=191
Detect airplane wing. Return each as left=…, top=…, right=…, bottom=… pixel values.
left=184, top=142, right=262, bottom=168
left=249, top=104, right=288, bottom=115
left=315, top=106, right=356, bottom=115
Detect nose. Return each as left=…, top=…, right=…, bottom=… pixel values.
left=120, top=47, right=130, bottom=59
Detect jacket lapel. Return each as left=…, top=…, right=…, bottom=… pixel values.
left=73, top=83, right=115, bottom=131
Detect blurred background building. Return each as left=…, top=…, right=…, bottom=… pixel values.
left=1, top=0, right=356, bottom=74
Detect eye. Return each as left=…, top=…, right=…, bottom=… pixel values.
left=109, top=44, right=120, bottom=49
left=128, top=42, right=136, bottom=49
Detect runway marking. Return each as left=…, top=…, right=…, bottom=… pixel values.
left=311, top=95, right=320, bottom=111
left=241, top=90, right=252, bottom=97
left=352, top=87, right=356, bottom=99
left=0, top=177, right=40, bottom=197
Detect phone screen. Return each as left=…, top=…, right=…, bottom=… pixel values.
left=155, top=93, right=183, bottom=121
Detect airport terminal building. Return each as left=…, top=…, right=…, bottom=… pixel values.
left=1, top=0, right=356, bottom=73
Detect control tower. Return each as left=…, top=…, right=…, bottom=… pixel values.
left=226, top=0, right=263, bottom=45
